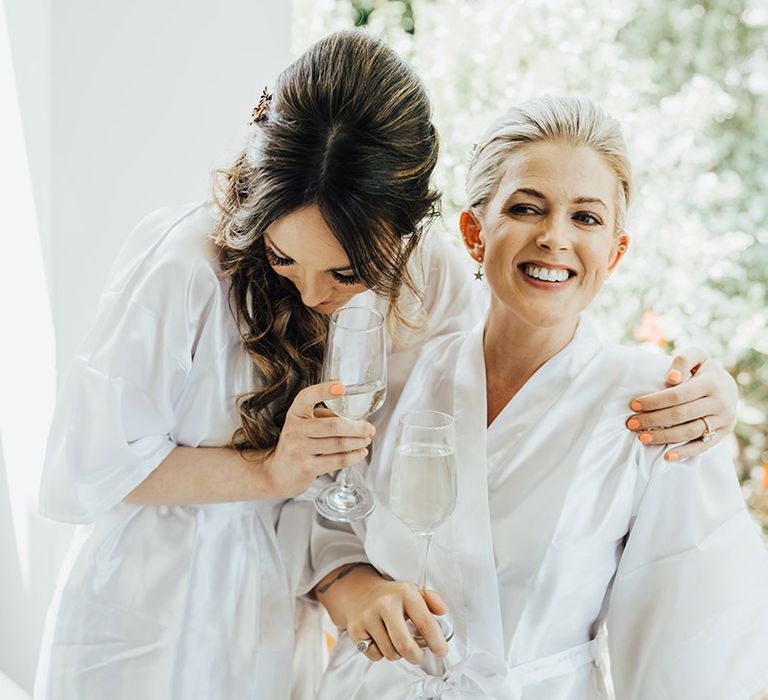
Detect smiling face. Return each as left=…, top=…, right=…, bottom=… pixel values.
left=462, top=141, right=629, bottom=333
left=264, top=204, right=368, bottom=313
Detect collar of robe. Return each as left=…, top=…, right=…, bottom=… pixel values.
left=363, top=315, right=604, bottom=692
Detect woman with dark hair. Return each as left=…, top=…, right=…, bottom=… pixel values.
left=34, top=30, right=738, bottom=700
left=34, top=30, right=467, bottom=700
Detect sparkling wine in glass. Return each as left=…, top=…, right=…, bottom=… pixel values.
left=314, top=306, right=387, bottom=522
left=324, top=379, right=386, bottom=421
left=389, top=411, right=457, bottom=591
left=390, top=410, right=457, bottom=677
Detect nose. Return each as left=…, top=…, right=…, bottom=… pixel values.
left=297, top=271, right=333, bottom=308
left=536, top=213, right=571, bottom=253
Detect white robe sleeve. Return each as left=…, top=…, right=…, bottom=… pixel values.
left=606, top=441, right=768, bottom=699
left=294, top=516, right=371, bottom=597
left=39, top=249, right=217, bottom=524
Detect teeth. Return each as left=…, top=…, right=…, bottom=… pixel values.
left=523, top=264, right=570, bottom=282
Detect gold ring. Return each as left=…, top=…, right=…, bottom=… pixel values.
left=700, top=416, right=717, bottom=443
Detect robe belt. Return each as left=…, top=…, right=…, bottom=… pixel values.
left=411, top=639, right=599, bottom=699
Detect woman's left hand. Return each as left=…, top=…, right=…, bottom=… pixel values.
left=625, top=347, right=738, bottom=462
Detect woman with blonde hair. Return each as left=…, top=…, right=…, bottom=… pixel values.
left=313, top=95, right=768, bottom=699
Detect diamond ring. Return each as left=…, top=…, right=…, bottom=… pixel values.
left=700, top=416, right=717, bottom=443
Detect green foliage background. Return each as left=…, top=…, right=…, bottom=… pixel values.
left=293, top=0, right=768, bottom=531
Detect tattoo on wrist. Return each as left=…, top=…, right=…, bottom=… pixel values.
left=316, top=562, right=375, bottom=595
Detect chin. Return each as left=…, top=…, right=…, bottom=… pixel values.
left=312, top=300, right=345, bottom=314
left=312, top=304, right=336, bottom=314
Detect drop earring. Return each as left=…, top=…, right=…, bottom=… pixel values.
left=474, top=255, right=484, bottom=281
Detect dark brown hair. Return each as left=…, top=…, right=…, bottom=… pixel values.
left=213, top=30, right=440, bottom=452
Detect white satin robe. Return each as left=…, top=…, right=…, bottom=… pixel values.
left=315, top=318, right=768, bottom=700
left=34, top=201, right=484, bottom=700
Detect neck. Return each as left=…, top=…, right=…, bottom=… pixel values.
left=483, top=296, right=579, bottom=424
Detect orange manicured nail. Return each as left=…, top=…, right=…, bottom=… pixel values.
left=667, top=369, right=682, bottom=384
left=627, top=418, right=640, bottom=430
left=639, top=433, right=653, bottom=444
left=370, top=425, right=376, bottom=436
left=665, top=452, right=679, bottom=461
left=630, top=400, right=642, bottom=412
left=330, top=383, right=344, bottom=396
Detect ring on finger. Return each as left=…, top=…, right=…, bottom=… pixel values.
left=356, top=638, right=373, bottom=654
left=699, top=416, right=717, bottom=443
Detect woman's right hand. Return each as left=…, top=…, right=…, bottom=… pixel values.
left=344, top=577, right=449, bottom=665
left=314, top=563, right=449, bottom=665
left=262, top=381, right=375, bottom=498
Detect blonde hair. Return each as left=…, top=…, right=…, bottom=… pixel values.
left=467, top=95, right=632, bottom=233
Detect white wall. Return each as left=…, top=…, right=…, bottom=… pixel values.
left=52, top=0, right=292, bottom=373
left=2, top=1, right=292, bottom=692
left=3, top=0, right=51, bottom=274
left=1, top=2, right=58, bottom=693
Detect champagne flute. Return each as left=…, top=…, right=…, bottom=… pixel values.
left=390, top=410, right=457, bottom=676
left=314, top=306, right=387, bottom=522
left=389, top=410, right=457, bottom=592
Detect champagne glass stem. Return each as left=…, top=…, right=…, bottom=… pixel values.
left=418, top=532, right=433, bottom=592
left=338, top=467, right=357, bottom=495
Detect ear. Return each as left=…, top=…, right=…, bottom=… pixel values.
left=607, top=232, right=630, bottom=274
left=460, top=210, right=485, bottom=262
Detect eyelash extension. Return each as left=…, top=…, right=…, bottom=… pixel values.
left=332, top=271, right=361, bottom=286
left=264, top=246, right=294, bottom=267
left=266, top=244, right=360, bottom=285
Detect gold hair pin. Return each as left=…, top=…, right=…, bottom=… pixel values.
left=249, top=87, right=272, bottom=126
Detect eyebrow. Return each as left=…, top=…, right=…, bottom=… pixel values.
left=505, top=188, right=608, bottom=210
left=264, top=235, right=355, bottom=272
left=573, top=196, right=608, bottom=209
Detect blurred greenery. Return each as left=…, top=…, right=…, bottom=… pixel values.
left=293, top=0, right=768, bottom=532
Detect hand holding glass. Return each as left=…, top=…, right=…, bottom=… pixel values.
left=314, top=306, right=386, bottom=522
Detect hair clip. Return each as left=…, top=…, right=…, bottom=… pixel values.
left=249, top=87, right=272, bottom=126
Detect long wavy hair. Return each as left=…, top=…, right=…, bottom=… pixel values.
left=213, top=30, right=440, bottom=452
